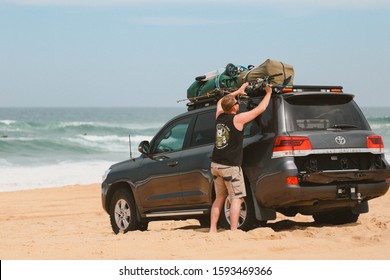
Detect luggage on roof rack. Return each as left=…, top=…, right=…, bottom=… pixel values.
left=187, top=64, right=247, bottom=99
left=238, top=59, right=294, bottom=88
left=187, top=59, right=294, bottom=100
left=184, top=59, right=343, bottom=111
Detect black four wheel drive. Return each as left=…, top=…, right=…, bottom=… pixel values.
left=101, top=85, right=390, bottom=233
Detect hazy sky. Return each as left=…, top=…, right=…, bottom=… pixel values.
left=1, top=0, right=389, bottom=108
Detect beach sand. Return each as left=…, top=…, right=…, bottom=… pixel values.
left=0, top=183, right=389, bottom=260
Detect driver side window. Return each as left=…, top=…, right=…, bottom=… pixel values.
left=154, top=117, right=191, bottom=153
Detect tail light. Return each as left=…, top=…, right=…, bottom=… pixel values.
left=286, top=176, right=299, bottom=185
left=367, top=135, right=384, bottom=154
left=272, top=136, right=312, bottom=158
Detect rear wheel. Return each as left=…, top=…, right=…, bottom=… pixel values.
left=197, top=217, right=210, bottom=228
left=220, top=195, right=255, bottom=231
left=313, top=209, right=359, bottom=225
left=109, top=189, right=139, bottom=234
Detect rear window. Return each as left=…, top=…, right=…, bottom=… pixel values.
left=284, top=94, right=370, bottom=132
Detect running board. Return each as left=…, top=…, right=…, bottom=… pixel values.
left=144, top=209, right=208, bottom=218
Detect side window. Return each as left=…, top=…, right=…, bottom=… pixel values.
left=243, top=120, right=259, bottom=137
left=258, top=99, right=274, bottom=133
left=190, top=111, right=215, bottom=147
left=153, top=117, right=192, bottom=153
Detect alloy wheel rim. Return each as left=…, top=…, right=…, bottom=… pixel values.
left=224, top=197, right=247, bottom=227
left=114, top=199, right=131, bottom=230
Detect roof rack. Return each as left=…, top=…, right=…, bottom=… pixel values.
left=186, top=85, right=344, bottom=111
left=186, top=87, right=234, bottom=111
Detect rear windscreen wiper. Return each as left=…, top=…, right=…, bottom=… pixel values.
left=328, top=124, right=358, bottom=129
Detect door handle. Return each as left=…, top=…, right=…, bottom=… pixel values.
left=167, top=160, right=179, bottom=167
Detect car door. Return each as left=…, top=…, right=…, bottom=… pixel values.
left=136, top=116, right=193, bottom=210
left=180, top=110, right=215, bottom=206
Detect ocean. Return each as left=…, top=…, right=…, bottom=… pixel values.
left=1, top=106, right=390, bottom=192
left=0, top=107, right=185, bottom=192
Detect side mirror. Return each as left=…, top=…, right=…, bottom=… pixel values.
left=138, top=140, right=150, bottom=155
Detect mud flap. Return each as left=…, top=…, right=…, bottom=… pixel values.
left=251, top=194, right=276, bottom=221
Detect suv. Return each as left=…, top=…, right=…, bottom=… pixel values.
left=101, top=85, right=390, bottom=233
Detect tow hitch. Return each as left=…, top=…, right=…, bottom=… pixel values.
left=337, top=184, right=362, bottom=203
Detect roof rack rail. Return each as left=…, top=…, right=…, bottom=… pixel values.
left=186, top=87, right=234, bottom=111
left=186, top=96, right=219, bottom=111
left=186, top=85, right=344, bottom=111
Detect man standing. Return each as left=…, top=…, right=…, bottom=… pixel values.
left=209, top=82, right=273, bottom=233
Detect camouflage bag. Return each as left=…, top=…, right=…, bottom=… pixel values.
left=238, top=59, right=294, bottom=86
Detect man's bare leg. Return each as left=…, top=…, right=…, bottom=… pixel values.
left=209, top=196, right=226, bottom=233
left=229, top=197, right=243, bottom=230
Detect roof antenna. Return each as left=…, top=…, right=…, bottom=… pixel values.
left=129, top=134, right=135, bottom=161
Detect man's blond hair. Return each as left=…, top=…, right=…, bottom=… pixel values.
left=221, top=95, right=236, bottom=112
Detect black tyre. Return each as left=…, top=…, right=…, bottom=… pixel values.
left=220, top=194, right=255, bottom=231
left=197, top=217, right=210, bottom=228
left=313, top=209, right=359, bottom=225
left=109, top=189, right=138, bottom=234
left=138, top=222, right=149, bottom=232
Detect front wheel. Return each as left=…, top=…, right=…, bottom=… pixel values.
left=109, top=189, right=138, bottom=234
left=220, top=195, right=255, bottom=231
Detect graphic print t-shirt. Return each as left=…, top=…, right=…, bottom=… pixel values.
left=212, top=113, right=243, bottom=166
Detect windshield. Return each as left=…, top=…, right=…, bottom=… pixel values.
left=284, top=95, right=370, bottom=132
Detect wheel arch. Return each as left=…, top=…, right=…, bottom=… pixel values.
left=106, top=180, right=142, bottom=221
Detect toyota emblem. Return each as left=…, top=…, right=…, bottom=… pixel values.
left=335, top=136, right=346, bottom=145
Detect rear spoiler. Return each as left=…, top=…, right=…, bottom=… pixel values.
left=274, top=85, right=343, bottom=93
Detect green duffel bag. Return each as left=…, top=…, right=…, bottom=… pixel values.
left=238, top=59, right=294, bottom=86
left=187, top=72, right=239, bottom=99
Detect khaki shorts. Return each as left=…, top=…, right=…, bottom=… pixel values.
left=211, top=162, right=246, bottom=199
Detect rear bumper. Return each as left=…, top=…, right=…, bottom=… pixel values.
left=255, top=170, right=390, bottom=210
left=300, top=169, right=390, bottom=184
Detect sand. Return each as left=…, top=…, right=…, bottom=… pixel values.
left=0, top=183, right=389, bottom=260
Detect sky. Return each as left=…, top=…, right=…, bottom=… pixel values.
left=0, top=0, right=389, bottom=108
